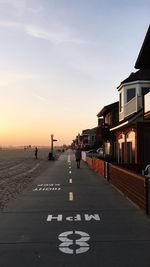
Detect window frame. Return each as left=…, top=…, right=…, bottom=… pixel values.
left=126, top=88, right=136, bottom=103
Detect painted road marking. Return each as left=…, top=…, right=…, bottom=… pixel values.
left=69, top=179, right=72, bottom=184
left=69, top=171, right=72, bottom=174
left=33, top=187, right=61, bottom=191
left=37, top=184, right=60, bottom=186
left=69, top=166, right=71, bottom=169
left=68, top=155, right=71, bottom=163
left=47, top=214, right=100, bottom=222
left=69, top=192, right=74, bottom=201
left=58, top=231, right=90, bottom=254
left=33, top=184, right=61, bottom=191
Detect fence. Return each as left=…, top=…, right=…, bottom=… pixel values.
left=86, top=156, right=148, bottom=214
left=109, top=164, right=147, bottom=212
left=86, top=157, right=105, bottom=176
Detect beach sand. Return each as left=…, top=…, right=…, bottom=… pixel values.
left=0, top=148, right=59, bottom=210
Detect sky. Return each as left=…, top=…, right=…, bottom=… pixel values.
left=0, top=0, right=150, bottom=147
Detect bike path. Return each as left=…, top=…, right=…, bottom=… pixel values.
left=0, top=150, right=150, bottom=266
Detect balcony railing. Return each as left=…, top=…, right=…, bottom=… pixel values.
left=119, top=95, right=144, bottom=121
left=119, top=97, right=137, bottom=121
left=124, top=97, right=137, bottom=117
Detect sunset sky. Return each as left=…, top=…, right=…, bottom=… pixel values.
left=0, top=0, right=149, bottom=147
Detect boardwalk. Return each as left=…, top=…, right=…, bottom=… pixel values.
left=0, top=149, right=150, bottom=266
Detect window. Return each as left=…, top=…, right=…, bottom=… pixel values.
left=144, top=91, right=150, bottom=114
left=91, top=135, right=95, bottom=142
left=127, top=88, right=136, bottom=102
left=141, top=87, right=150, bottom=96
left=118, top=134, right=125, bottom=163
left=126, top=131, right=135, bottom=163
left=105, top=140, right=110, bottom=155
left=105, top=113, right=111, bottom=125
left=83, top=134, right=88, bottom=144
left=119, top=93, right=123, bottom=112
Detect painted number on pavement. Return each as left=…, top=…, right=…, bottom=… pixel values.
left=58, top=231, right=90, bottom=254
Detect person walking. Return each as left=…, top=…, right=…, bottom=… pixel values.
left=75, top=147, right=82, bottom=168
left=35, top=147, right=38, bottom=159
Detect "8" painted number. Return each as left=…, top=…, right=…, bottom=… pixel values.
left=58, top=231, right=90, bottom=254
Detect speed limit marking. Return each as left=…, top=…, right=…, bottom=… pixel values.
left=58, top=231, right=90, bottom=254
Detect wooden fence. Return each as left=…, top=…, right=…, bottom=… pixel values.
left=86, top=156, right=147, bottom=213
left=109, top=164, right=147, bottom=211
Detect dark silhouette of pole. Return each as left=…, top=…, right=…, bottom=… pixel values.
left=50, top=134, right=58, bottom=159
left=51, top=134, right=54, bottom=154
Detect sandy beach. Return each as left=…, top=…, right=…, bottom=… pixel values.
left=0, top=148, right=58, bottom=210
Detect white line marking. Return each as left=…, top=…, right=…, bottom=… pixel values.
left=69, top=192, right=74, bottom=201
left=69, top=171, right=72, bottom=174
left=69, top=179, right=72, bottom=184
left=67, top=155, right=71, bottom=163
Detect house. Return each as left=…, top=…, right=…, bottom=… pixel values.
left=97, top=102, right=119, bottom=160
left=110, top=25, right=150, bottom=164
left=80, top=128, right=97, bottom=150
left=94, top=118, right=104, bottom=149
left=137, top=25, right=150, bottom=120
left=71, top=133, right=81, bottom=149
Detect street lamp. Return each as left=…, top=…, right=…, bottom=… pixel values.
left=50, top=134, right=58, bottom=160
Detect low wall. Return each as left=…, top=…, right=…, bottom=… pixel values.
left=109, top=164, right=147, bottom=212
left=86, top=157, right=105, bottom=176
left=86, top=157, right=93, bottom=168
left=86, top=157, right=147, bottom=213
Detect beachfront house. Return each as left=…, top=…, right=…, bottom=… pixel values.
left=110, top=25, right=150, bottom=164
left=97, top=102, right=119, bottom=161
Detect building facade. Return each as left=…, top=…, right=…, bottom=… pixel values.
left=97, top=102, right=119, bottom=160
left=110, top=25, right=150, bottom=164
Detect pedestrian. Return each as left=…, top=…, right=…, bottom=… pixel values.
left=75, top=147, right=82, bottom=168
left=35, top=147, right=38, bottom=159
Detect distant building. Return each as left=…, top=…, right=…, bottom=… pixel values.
left=80, top=128, right=97, bottom=150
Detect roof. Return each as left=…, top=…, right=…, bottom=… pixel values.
left=97, top=101, right=119, bottom=117
left=82, top=127, right=97, bottom=135
left=110, top=109, right=143, bottom=131
left=135, top=25, right=150, bottom=69
left=118, top=69, right=150, bottom=86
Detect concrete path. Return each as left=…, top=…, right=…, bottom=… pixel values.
left=0, top=149, right=150, bottom=267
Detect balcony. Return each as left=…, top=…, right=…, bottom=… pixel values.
left=125, top=97, right=137, bottom=117
left=119, top=97, right=137, bottom=121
